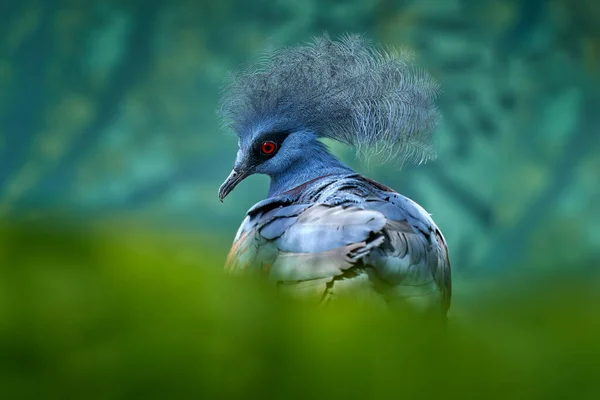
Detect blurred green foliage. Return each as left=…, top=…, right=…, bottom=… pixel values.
left=1, top=221, right=599, bottom=398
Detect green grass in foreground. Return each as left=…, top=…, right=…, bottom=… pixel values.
left=0, top=221, right=599, bottom=399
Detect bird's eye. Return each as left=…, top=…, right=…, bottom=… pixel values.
left=260, top=141, right=277, bottom=155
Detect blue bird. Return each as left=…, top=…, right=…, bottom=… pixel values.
left=218, top=34, right=451, bottom=320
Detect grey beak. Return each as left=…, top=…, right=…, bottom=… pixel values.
left=218, top=168, right=249, bottom=202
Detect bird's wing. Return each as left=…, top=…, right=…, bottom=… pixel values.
left=226, top=203, right=387, bottom=299
left=225, top=203, right=387, bottom=276
left=226, top=200, right=451, bottom=313
left=363, top=194, right=452, bottom=314
left=225, top=203, right=312, bottom=274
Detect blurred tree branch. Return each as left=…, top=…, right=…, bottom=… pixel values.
left=478, top=91, right=600, bottom=274
left=424, top=163, right=495, bottom=228
left=29, top=1, right=162, bottom=200
left=99, top=155, right=224, bottom=211
left=0, top=1, right=55, bottom=188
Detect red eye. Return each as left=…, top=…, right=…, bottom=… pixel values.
left=261, top=141, right=277, bottom=155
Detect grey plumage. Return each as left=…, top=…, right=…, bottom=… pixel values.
left=225, top=174, right=451, bottom=316
left=219, top=34, right=441, bottom=164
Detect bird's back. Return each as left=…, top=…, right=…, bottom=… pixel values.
left=226, top=173, right=451, bottom=318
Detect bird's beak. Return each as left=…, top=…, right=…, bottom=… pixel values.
left=218, top=167, right=250, bottom=202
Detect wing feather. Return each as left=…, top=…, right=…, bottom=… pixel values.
left=225, top=197, right=451, bottom=315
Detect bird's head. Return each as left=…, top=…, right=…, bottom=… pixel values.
left=217, top=34, right=441, bottom=201
left=218, top=127, right=320, bottom=201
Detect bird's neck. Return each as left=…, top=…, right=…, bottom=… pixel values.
left=267, top=146, right=353, bottom=197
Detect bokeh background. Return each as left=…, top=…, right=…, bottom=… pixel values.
left=1, top=0, right=599, bottom=276
left=1, top=0, right=600, bottom=397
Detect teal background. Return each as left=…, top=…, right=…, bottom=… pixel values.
left=2, top=0, right=599, bottom=278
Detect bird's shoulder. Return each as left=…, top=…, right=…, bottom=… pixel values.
left=324, top=175, right=451, bottom=313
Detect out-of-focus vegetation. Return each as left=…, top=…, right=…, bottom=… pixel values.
left=0, top=222, right=599, bottom=399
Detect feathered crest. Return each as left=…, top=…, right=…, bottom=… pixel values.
left=218, top=34, right=441, bottom=164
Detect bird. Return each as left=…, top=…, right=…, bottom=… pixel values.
left=217, top=34, right=451, bottom=321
